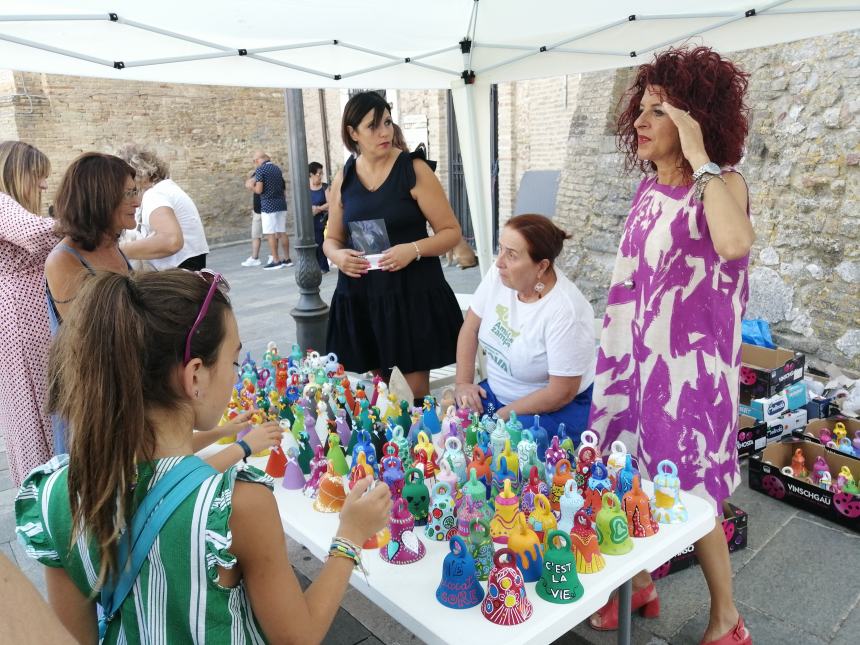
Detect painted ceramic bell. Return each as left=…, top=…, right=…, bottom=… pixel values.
left=281, top=447, right=307, bottom=490
left=463, top=467, right=488, bottom=504
left=537, top=530, right=584, bottom=604
left=380, top=453, right=405, bottom=499
left=595, top=492, right=633, bottom=555
left=436, top=535, right=485, bottom=609
left=549, top=459, right=574, bottom=511
left=313, top=463, right=348, bottom=513
left=456, top=493, right=487, bottom=538
left=529, top=415, right=549, bottom=462
left=464, top=413, right=480, bottom=455
left=810, top=456, right=831, bottom=487
left=296, top=431, right=314, bottom=475
left=506, top=410, right=523, bottom=446
left=545, top=435, right=567, bottom=476
left=426, top=481, right=458, bottom=541
left=413, top=431, right=438, bottom=474
left=790, top=448, right=808, bottom=479
left=575, top=445, right=598, bottom=491
left=441, top=436, right=468, bottom=483
left=381, top=497, right=426, bottom=565
left=615, top=453, right=639, bottom=499
left=351, top=430, right=378, bottom=474
left=507, top=513, right=543, bottom=582
left=467, top=518, right=495, bottom=581
left=349, top=450, right=374, bottom=484
left=587, top=461, right=612, bottom=494
left=467, top=447, right=492, bottom=488
left=481, top=548, right=533, bottom=626
left=622, top=475, right=659, bottom=538
left=387, top=424, right=411, bottom=466
left=494, top=438, right=520, bottom=479
left=491, top=479, right=522, bottom=544
left=833, top=422, right=847, bottom=444
left=302, top=446, right=328, bottom=498
left=334, top=408, right=352, bottom=449
left=516, top=429, right=538, bottom=478
left=422, top=395, right=441, bottom=436
left=402, top=467, right=431, bottom=525
left=570, top=510, right=605, bottom=574
left=491, top=455, right=520, bottom=498
left=520, top=465, right=549, bottom=520
left=527, top=493, right=558, bottom=543
left=436, top=455, right=460, bottom=493
left=651, top=459, right=689, bottom=524
left=606, top=440, right=628, bottom=477
left=325, top=434, right=349, bottom=476
left=265, top=444, right=287, bottom=478
left=557, top=479, right=585, bottom=535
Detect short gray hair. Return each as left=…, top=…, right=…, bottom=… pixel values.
left=115, top=143, right=170, bottom=183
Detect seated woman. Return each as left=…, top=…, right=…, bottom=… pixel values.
left=454, top=214, right=595, bottom=443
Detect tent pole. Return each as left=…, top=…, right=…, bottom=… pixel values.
left=284, top=88, right=329, bottom=352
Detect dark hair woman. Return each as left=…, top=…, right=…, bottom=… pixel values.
left=16, top=269, right=390, bottom=643
left=587, top=47, right=754, bottom=645
left=324, top=91, right=464, bottom=399
left=454, top=214, right=595, bottom=442
left=309, top=161, right=330, bottom=273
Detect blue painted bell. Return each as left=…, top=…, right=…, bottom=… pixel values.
left=557, top=479, right=584, bottom=534
left=436, top=536, right=485, bottom=609
left=587, top=461, right=612, bottom=494
left=529, top=415, right=549, bottom=462
left=651, top=459, right=688, bottom=524
left=426, top=481, right=458, bottom=541
left=615, top=453, right=639, bottom=499
left=351, top=430, right=377, bottom=473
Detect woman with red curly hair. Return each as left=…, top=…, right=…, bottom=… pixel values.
left=588, top=47, right=754, bottom=645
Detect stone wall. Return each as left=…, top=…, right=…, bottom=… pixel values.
left=557, top=31, right=860, bottom=372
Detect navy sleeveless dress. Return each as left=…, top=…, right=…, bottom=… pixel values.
left=326, top=151, right=463, bottom=374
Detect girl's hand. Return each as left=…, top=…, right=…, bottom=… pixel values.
left=379, top=243, right=418, bottom=272
left=661, top=101, right=710, bottom=170
left=337, top=477, right=392, bottom=544
left=220, top=410, right=255, bottom=436
left=242, top=421, right=283, bottom=454
left=334, top=248, right=370, bottom=278
left=454, top=382, right=486, bottom=414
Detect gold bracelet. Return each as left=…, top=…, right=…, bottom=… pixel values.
left=412, top=241, right=421, bottom=261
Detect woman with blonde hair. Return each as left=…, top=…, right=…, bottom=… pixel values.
left=0, top=140, right=58, bottom=485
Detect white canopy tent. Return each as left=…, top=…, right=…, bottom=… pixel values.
left=2, top=1, right=860, bottom=272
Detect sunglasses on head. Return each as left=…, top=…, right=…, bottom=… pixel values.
left=183, top=269, right=231, bottom=366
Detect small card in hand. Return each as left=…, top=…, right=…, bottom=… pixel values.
left=348, top=219, right=391, bottom=270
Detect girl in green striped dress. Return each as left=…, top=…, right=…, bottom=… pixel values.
left=15, top=269, right=391, bottom=643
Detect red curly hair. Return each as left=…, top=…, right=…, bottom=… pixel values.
left=617, top=46, right=750, bottom=177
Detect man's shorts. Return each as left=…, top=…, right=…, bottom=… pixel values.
left=251, top=212, right=262, bottom=239
left=261, top=210, right=287, bottom=235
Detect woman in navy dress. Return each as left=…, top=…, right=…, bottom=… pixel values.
left=323, top=92, right=463, bottom=399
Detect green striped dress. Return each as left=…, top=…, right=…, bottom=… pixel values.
left=15, top=454, right=274, bottom=644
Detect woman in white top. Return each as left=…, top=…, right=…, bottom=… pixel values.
left=117, top=144, right=209, bottom=270
left=455, top=214, right=596, bottom=444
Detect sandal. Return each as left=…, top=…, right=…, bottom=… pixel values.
left=589, top=583, right=660, bottom=631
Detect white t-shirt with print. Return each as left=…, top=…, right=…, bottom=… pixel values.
left=470, top=265, right=596, bottom=404
left=141, top=179, right=210, bottom=270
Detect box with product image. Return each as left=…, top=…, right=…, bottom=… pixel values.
left=650, top=502, right=748, bottom=580
left=749, top=440, right=860, bottom=532
left=740, top=344, right=805, bottom=399
left=763, top=409, right=808, bottom=444
left=738, top=381, right=808, bottom=422
left=793, top=417, right=860, bottom=461
left=737, top=415, right=767, bottom=456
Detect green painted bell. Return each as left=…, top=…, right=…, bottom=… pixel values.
left=463, top=468, right=487, bottom=504
left=326, top=434, right=349, bottom=475
left=291, top=407, right=305, bottom=443
left=595, top=492, right=634, bottom=556
left=537, top=530, right=584, bottom=604
left=506, top=410, right=523, bottom=447
left=296, top=431, right=314, bottom=475
left=467, top=518, right=495, bottom=581
left=402, top=467, right=431, bottom=525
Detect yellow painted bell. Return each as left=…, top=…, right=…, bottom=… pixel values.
left=490, top=479, right=522, bottom=545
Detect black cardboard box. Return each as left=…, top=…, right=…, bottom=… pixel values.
left=749, top=440, right=860, bottom=533
left=737, top=415, right=767, bottom=457
left=651, top=503, right=748, bottom=579
left=793, top=417, right=860, bottom=462
left=740, top=344, right=805, bottom=399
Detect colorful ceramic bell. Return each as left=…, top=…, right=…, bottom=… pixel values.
left=334, top=408, right=352, bottom=449
left=491, top=455, right=520, bottom=498
left=615, top=453, right=639, bottom=499
left=413, top=431, right=438, bottom=476
left=351, top=430, right=378, bottom=474
left=790, top=448, right=809, bottom=479
left=833, top=422, right=847, bottom=444
left=595, top=492, right=634, bottom=555
left=481, top=548, right=533, bottom=626
left=651, top=459, right=689, bottom=524
left=426, top=481, right=458, bottom=541
left=467, top=447, right=492, bottom=489
left=296, top=431, right=314, bottom=475
left=349, top=450, right=374, bottom=483
left=386, top=423, right=412, bottom=466
left=468, top=518, right=495, bottom=581
left=326, top=434, right=349, bottom=476
left=436, top=458, right=460, bottom=493
left=436, top=536, right=485, bottom=609
left=380, top=453, right=405, bottom=499
left=463, top=467, right=488, bottom=504
left=507, top=513, right=543, bottom=582
left=265, top=444, right=287, bottom=478
left=441, top=436, right=468, bottom=483
left=313, top=463, right=348, bottom=513
left=456, top=493, right=487, bottom=538
left=381, top=498, right=426, bottom=565
left=622, top=475, right=659, bottom=538
left=281, top=447, right=307, bottom=490
left=506, top=410, right=523, bottom=446
left=494, top=439, right=520, bottom=479
left=490, top=417, right=508, bottom=458
left=520, top=465, right=549, bottom=520
left=606, top=440, right=629, bottom=477
left=491, top=479, right=522, bottom=544
left=527, top=493, right=558, bottom=543
left=570, top=510, right=605, bottom=574
left=549, top=459, right=574, bottom=511
left=557, top=479, right=585, bottom=535
left=537, top=530, right=584, bottom=604
left=302, top=446, right=328, bottom=498
left=516, top=429, right=538, bottom=479
left=464, top=413, right=481, bottom=456
left=588, top=461, right=612, bottom=494
left=529, top=415, right=549, bottom=462
left=575, top=445, right=598, bottom=491
left=545, top=435, right=567, bottom=476
left=402, top=467, right=431, bottom=525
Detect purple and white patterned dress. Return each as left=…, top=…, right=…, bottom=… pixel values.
left=588, top=174, right=749, bottom=513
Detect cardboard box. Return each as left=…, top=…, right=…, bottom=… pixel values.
left=764, top=409, right=808, bottom=443
left=740, top=344, right=805, bottom=399
left=651, top=502, right=748, bottom=579
left=749, top=440, right=860, bottom=532
left=793, top=417, right=860, bottom=461
left=739, top=381, right=808, bottom=423
left=737, top=415, right=767, bottom=456
left=805, top=397, right=835, bottom=420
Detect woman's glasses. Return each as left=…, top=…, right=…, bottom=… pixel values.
left=123, top=187, right=142, bottom=200
left=183, top=269, right=231, bottom=366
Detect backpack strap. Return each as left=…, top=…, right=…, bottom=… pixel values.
left=98, top=456, right=218, bottom=638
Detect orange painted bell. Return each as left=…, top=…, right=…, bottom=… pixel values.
left=527, top=493, right=558, bottom=543
left=265, top=444, right=287, bottom=478
left=622, top=475, right=659, bottom=538
left=569, top=510, right=605, bottom=574
left=549, top=458, right=573, bottom=511
left=313, top=462, right=348, bottom=513
left=506, top=513, right=543, bottom=582
left=467, top=447, right=493, bottom=485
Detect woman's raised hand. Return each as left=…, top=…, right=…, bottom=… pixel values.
left=662, top=101, right=710, bottom=170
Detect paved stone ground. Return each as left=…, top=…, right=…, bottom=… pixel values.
left=1, top=241, right=858, bottom=644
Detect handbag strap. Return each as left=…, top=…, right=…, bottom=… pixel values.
left=99, top=456, right=218, bottom=638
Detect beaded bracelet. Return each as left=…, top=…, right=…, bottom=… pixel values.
left=328, top=536, right=368, bottom=578
left=411, top=241, right=421, bottom=261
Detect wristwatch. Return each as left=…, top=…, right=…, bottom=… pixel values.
left=692, top=161, right=721, bottom=182
left=692, top=161, right=723, bottom=201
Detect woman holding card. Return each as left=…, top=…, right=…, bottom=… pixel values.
left=323, top=92, right=463, bottom=400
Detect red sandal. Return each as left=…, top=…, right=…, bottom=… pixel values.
left=588, top=583, right=660, bottom=631
left=699, top=616, right=751, bottom=645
